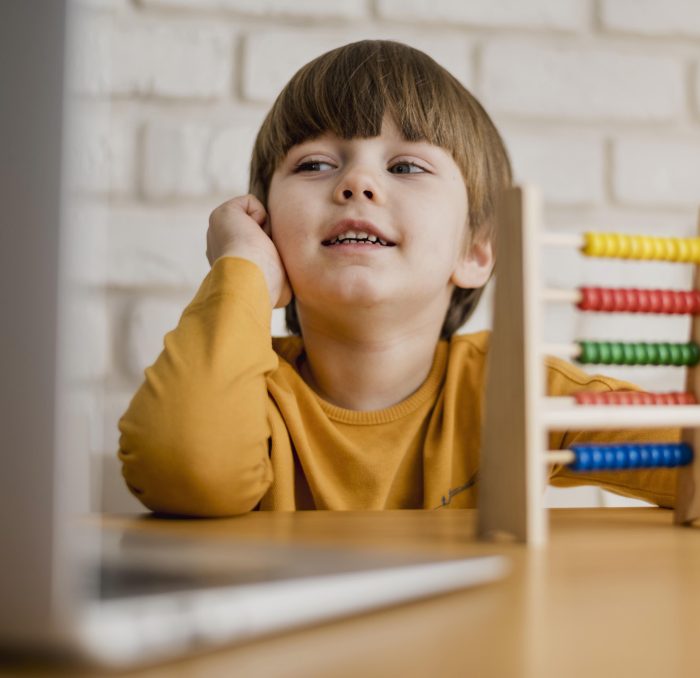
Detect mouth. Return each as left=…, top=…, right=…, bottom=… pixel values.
left=321, top=219, right=397, bottom=248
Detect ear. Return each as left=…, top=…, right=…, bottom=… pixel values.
left=450, top=238, right=494, bottom=289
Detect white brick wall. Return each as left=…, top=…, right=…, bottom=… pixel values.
left=613, top=138, right=700, bottom=207
left=105, top=207, right=210, bottom=287
left=377, top=0, right=588, bottom=31
left=66, top=0, right=700, bottom=512
left=71, top=14, right=234, bottom=98
left=243, top=29, right=473, bottom=103
left=600, top=0, right=700, bottom=38
left=139, top=0, right=370, bottom=20
left=125, top=296, right=190, bottom=378
left=481, top=42, right=685, bottom=122
left=68, top=102, right=135, bottom=195
left=504, top=129, right=605, bottom=206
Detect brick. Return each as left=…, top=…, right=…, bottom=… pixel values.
left=70, top=14, right=233, bottom=99
left=139, top=0, right=369, bottom=19
left=613, top=138, right=700, bottom=208
left=601, top=0, right=700, bottom=38
left=504, top=130, right=604, bottom=205
left=206, top=120, right=263, bottom=195
left=142, top=122, right=210, bottom=199
left=62, top=293, right=111, bottom=382
left=243, top=29, right=472, bottom=103
left=125, top=296, right=190, bottom=378
left=67, top=102, right=135, bottom=195
left=106, top=207, right=210, bottom=287
left=377, top=0, right=587, bottom=31
left=63, top=201, right=110, bottom=286
left=481, top=43, right=684, bottom=122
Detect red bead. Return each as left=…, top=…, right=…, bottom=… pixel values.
left=572, top=390, right=695, bottom=405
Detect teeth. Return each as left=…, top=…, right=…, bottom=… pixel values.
left=326, top=229, right=392, bottom=246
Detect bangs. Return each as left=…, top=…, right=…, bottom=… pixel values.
left=251, top=40, right=472, bottom=197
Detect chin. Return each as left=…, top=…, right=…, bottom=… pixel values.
left=296, top=273, right=390, bottom=309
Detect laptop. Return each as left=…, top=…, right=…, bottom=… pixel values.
left=0, top=1, right=509, bottom=669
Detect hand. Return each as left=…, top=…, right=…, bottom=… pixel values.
left=207, top=194, right=292, bottom=308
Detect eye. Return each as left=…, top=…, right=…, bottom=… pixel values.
left=293, top=160, right=335, bottom=173
left=389, top=161, right=426, bottom=175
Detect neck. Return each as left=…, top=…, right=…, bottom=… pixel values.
left=296, top=307, right=445, bottom=411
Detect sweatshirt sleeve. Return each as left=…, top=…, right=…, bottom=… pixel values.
left=117, top=257, right=278, bottom=517
left=545, top=356, right=680, bottom=508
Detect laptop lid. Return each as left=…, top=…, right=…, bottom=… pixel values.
left=0, top=0, right=89, bottom=649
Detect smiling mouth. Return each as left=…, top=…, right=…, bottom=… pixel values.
left=321, top=230, right=396, bottom=247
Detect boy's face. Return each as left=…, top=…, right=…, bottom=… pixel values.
left=267, top=115, right=492, bottom=328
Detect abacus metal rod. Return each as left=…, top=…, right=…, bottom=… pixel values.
left=542, top=398, right=700, bottom=430
left=542, top=288, right=582, bottom=304
left=545, top=450, right=575, bottom=465
left=541, top=233, right=583, bottom=248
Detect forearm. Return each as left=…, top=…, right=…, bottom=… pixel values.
left=118, top=258, right=278, bottom=516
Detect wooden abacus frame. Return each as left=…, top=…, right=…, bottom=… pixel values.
left=477, top=185, right=700, bottom=545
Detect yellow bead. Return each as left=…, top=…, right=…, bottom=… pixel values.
left=641, top=236, right=655, bottom=260
left=584, top=232, right=605, bottom=257
left=663, top=238, right=678, bottom=261
left=628, top=236, right=643, bottom=259
left=690, top=239, right=700, bottom=263
left=677, top=239, right=691, bottom=262
left=617, top=234, right=631, bottom=258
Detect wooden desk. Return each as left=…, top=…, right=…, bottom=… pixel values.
left=5, top=509, right=700, bottom=678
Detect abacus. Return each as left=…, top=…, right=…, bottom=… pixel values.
left=477, top=185, right=700, bottom=545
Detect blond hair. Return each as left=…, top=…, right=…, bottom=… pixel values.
left=249, top=40, right=512, bottom=338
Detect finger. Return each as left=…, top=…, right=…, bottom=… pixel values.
left=238, top=194, right=268, bottom=227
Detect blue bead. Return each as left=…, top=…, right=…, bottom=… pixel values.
left=615, top=447, right=628, bottom=469
left=662, top=446, right=673, bottom=466
left=592, top=449, right=604, bottom=470
left=604, top=449, right=615, bottom=469
left=567, top=442, right=694, bottom=471
left=639, top=447, right=650, bottom=466
left=575, top=449, right=590, bottom=471
left=650, top=447, right=661, bottom=467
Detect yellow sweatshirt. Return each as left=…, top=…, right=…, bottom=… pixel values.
left=118, top=257, right=678, bottom=516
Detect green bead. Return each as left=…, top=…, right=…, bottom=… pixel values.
left=598, top=342, right=612, bottom=364
left=634, top=343, right=649, bottom=365
left=657, top=343, right=671, bottom=365
left=646, top=343, right=660, bottom=365
left=579, top=341, right=594, bottom=364
left=669, top=344, right=682, bottom=366
left=623, top=343, right=637, bottom=365
left=680, top=344, right=691, bottom=366
left=610, top=343, right=624, bottom=364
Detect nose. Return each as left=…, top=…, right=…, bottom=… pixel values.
left=333, top=165, right=382, bottom=204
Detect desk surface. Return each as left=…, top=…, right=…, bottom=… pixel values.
left=5, top=508, right=700, bottom=678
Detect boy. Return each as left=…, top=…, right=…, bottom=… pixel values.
left=118, top=40, right=677, bottom=516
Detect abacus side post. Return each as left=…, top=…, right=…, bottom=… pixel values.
left=675, top=206, right=700, bottom=526
left=478, top=186, right=548, bottom=545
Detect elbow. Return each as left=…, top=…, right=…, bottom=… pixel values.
left=118, top=443, right=273, bottom=517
